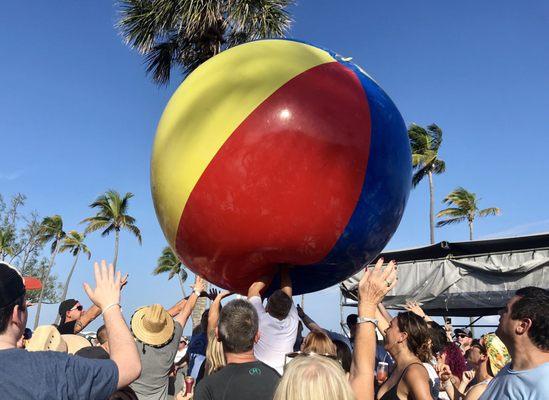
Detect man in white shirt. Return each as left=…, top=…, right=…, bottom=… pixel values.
left=247, top=268, right=298, bottom=375
left=479, top=287, right=549, bottom=400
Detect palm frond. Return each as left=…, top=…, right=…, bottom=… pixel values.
left=479, top=207, right=501, bottom=217
left=436, top=207, right=467, bottom=218
left=436, top=217, right=467, bottom=227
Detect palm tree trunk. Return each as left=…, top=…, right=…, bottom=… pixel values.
left=178, top=273, right=187, bottom=298
left=469, top=220, right=474, bottom=241
left=428, top=171, right=435, bottom=244
left=113, top=229, right=120, bottom=271
left=54, top=253, right=80, bottom=325
left=34, top=242, right=60, bottom=329
left=191, top=280, right=209, bottom=328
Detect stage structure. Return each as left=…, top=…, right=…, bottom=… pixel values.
left=340, top=233, right=549, bottom=323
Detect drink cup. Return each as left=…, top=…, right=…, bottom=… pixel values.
left=184, top=376, right=195, bottom=395
left=376, top=362, right=389, bottom=383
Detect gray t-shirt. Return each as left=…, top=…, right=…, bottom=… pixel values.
left=131, top=321, right=183, bottom=400
left=479, top=362, right=549, bottom=400
left=0, top=348, right=118, bottom=399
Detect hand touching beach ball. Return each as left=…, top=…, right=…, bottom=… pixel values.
left=151, top=40, right=411, bottom=295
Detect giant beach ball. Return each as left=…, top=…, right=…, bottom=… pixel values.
left=151, top=39, right=411, bottom=295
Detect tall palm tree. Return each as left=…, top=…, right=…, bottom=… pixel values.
left=33, top=215, right=66, bottom=328
left=54, top=231, right=91, bottom=324
left=408, top=123, right=446, bottom=244
left=153, top=246, right=188, bottom=297
left=82, top=190, right=142, bottom=270
left=117, top=0, right=295, bottom=85
left=436, top=187, right=501, bottom=240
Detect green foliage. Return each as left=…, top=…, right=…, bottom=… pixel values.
left=408, top=123, right=446, bottom=187
left=38, top=215, right=66, bottom=254
left=82, top=190, right=142, bottom=243
left=117, top=0, right=295, bottom=85
left=436, top=187, right=501, bottom=238
left=60, top=230, right=91, bottom=259
left=0, top=194, right=61, bottom=303
left=153, top=246, right=187, bottom=282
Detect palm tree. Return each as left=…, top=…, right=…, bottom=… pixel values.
left=153, top=246, right=188, bottom=297
left=54, top=231, right=91, bottom=324
left=436, top=187, right=501, bottom=240
left=33, top=215, right=66, bottom=328
left=82, top=190, right=142, bottom=270
left=408, top=123, right=446, bottom=244
left=117, top=0, right=295, bottom=85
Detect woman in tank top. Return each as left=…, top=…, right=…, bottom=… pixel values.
left=376, top=312, right=433, bottom=400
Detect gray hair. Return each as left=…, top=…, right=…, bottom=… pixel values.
left=218, top=299, right=258, bottom=353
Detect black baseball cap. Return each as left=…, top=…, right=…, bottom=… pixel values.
left=58, top=299, right=79, bottom=320
left=0, top=262, right=25, bottom=307
left=346, top=314, right=358, bottom=326
left=455, top=327, right=473, bottom=338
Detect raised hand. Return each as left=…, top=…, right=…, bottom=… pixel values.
left=191, top=275, right=206, bottom=295
left=83, top=260, right=122, bottom=311
left=462, top=370, right=475, bottom=385
left=358, top=258, right=397, bottom=306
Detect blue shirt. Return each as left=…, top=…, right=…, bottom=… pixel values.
left=0, top=348, right=118, bottom=400
left=479, top=362, right=549, bottom=400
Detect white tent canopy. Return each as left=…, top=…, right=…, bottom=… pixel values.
left=341, top=233, right=549, bottom=316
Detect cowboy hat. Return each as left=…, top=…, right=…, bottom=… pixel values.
left=62, top=334, right=92, bottom=354
left=131, top=304, right=175, bottom=347
left=26, top=325, right=67, bottom=352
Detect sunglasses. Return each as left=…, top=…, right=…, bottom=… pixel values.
left=71, top=305, right=83, bottom=311
left=456, top=334, right=468, bottom=339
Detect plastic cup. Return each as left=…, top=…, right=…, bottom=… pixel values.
left=376, top=361, right=389, bottom=382
left=184, top=376, right=195, bottom=395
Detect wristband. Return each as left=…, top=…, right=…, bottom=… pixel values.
left=356, top=316, right=378, bottom=327
left=102, top=302, right=120, bottom=315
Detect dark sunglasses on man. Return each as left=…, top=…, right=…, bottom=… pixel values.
left=71, top=305, right=84, bottom=312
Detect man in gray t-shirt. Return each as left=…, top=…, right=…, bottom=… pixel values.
left=130, top=277, right=205, bottom=400
left=131, top=321, right=183, bottom=400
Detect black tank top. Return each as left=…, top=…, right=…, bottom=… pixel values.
left=378, top=362, right=425, bottom=400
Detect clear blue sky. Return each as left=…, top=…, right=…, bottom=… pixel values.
left=1, top=1, right=548, bottom=334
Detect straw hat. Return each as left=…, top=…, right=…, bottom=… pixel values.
left=131, top=304, right=175, bottom=347
left=26, top=325, right=67, bottom=352
left=62, top=334, right=92, bottom=354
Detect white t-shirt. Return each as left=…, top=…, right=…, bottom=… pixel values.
left=249, top=296, right=299, bottom=375
left=423, top=362, right=441, bottom=400
left=479, top=362, right=549, bottom=400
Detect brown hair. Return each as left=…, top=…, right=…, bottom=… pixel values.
left=301, top=331, right=336, bottom=356
left=397, top=312, right=432, bottom=362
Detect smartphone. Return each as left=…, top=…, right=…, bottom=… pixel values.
left=445, top=317, right=452, bottom=325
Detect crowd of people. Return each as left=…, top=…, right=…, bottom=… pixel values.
left=0, top=258, right=547, bottom=400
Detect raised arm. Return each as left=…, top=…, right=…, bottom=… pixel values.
left=296, top=304, right=324, bottom=332
left=174, top=276, right=205, bottom=327
left=247, top=275, right=272, bottom=299
left=75, top=274, right=128, bottom=333
left=167, top=298, right=187, bottom=318
left=405, top=300, right=432, bottom=322
left=207, top=289, right=232, bottom=333
left=350, top=259, right=397, bottom=400
left=375, top=305, right=390, bottom=337
left=280, top=267, right=292, bottom=298
left=83, top=261, right=141, bottom=389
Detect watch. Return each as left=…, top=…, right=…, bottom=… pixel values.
left=357, top=316, right=378, bottom=326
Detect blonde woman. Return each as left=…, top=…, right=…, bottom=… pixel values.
left=274, top=354, right=355, bottom=400
left=204, top=330, right=225, bottom=375
left=301, top=331, right=337, bottom=356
